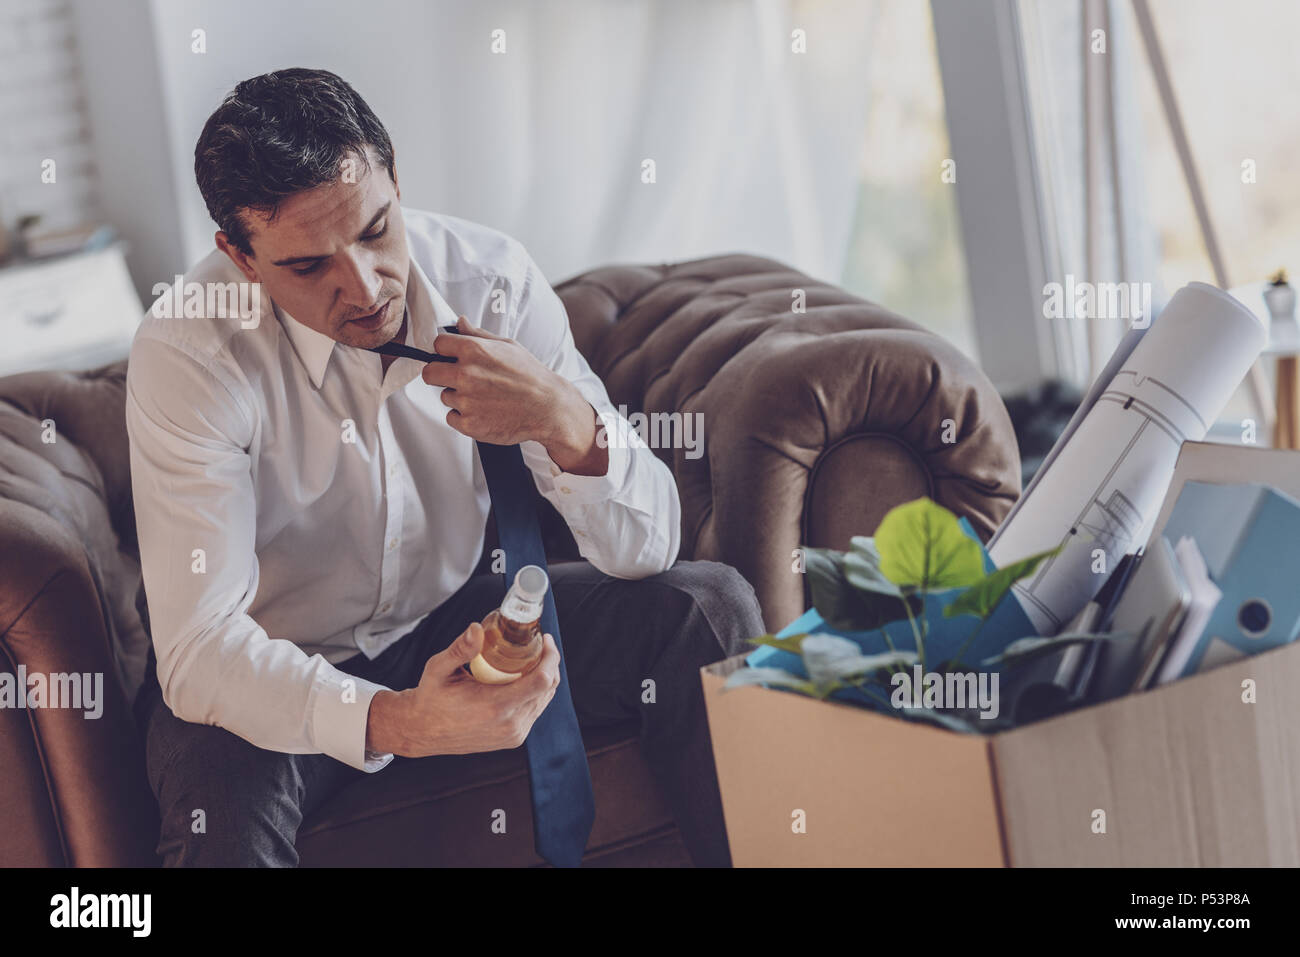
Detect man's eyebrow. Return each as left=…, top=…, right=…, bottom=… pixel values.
left=270, top=201, right=393, bottom=266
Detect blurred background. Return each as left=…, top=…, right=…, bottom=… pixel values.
left=3, top=0, right=1300, bottom=473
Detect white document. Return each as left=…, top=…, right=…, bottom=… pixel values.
left=989, top=323, right=1149, bottom=545
left=1153, top=536, right=1224, bottom=686
left=988, top=282, right=1265, bottom=635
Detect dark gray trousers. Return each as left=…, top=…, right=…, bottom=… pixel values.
left=139, top=559, right=764, bottom=868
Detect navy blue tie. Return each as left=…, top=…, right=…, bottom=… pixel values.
left=369, top=331, right=596, bottom=868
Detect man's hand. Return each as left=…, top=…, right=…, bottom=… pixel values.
left=365, top=621, right=561, bottom=758
left=422, top=315, right=609, bottom=476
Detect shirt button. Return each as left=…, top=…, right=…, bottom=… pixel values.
left=379, top=602, right=392, bottom=615
left=560, top=486, right=572, bottom=494
left=387, top=537, right=399, bottom=551
left=550, top=465, right=561, bottom=477
left=389, top=463, right=399, bottom=477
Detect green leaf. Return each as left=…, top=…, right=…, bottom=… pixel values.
left=800, top=634, right=870, bottom=685
left=804, top=546, right=917, bottom=632
left=843, top=539, right=903, bottom=596
left=804, top=546, right=850, bottom=626
left=748, top=632, right=812, bottom=654
left=721, top=667, right=822, bottom=697
left=943, top=546, right=1062, bottom=620
left=875, top=498, right=985, bottom=591
left=980, top=631, right=1134, bottom=668
left=822, top=649, right=919, bottom=681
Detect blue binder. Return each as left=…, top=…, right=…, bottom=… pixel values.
left=1158, top=481, right=1300, bottom=677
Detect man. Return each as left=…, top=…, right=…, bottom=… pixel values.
left=126, top=68, right=764, bottom=867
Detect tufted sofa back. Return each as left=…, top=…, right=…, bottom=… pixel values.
left=553, top=254, right=1021, bottom=626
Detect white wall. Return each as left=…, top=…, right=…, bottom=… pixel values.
left=70, top=0, right=189, bottom=304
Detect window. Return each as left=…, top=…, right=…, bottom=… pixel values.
left=1119, top=0, right=1300, bottom=433
left=840, top=0, right=976, bottom=360
left=1126, top=0, right=1300, bottom=295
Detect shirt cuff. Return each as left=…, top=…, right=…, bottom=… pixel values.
left=547, top=440, right=629, bottom=506
left=311, top=665, right=394, bottom=772
left=539, top=408, right=635, bottom=506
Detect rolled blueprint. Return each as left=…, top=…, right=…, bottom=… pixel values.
left=989, top=282, right=1266, bottom=635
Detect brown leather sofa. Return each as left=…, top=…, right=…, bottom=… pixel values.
left=0, top=252, right=1021, bottom=867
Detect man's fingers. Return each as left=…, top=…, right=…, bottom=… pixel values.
left=430, top=331, right=470, bottom=360
left=537, top=633, right=560, bottom=675
left=425, top=621, right=484, bottom=680
left=525, top=635, right=561, bottom=703
left=431, top=316, right=509, bottom=359
left=431, top=322, right=489, bottom=358
left=421, top=361, right=461, bottom=388
left=499, top=635, right=561, bottom=712
left=455, top=314, right=510, bottom=340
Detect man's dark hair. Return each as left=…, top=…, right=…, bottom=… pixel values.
left=194, top=67, right=396, bottom=256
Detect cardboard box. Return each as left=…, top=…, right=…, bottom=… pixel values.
left=701, top=639, right=1300, bottom=866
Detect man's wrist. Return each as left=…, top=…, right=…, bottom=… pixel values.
left=365, top=688, right=409, bottom=757
left=543, top=384, right=608, bottom=476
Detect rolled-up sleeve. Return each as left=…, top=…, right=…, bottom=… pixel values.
left=507, top=247, right=682, bottom=579
left=126, top=335, right=392, bottom=772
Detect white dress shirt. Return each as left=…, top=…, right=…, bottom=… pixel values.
left=125, top=208, right=681, bottom=773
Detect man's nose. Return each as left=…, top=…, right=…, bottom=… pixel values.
left=336, top=248, right=384, bottom=309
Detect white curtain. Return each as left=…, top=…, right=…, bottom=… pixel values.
left=139, top=0, right=878, bottom=286
left=399, top=0, right=879, bottom=283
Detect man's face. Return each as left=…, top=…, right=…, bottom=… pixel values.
left=217, top=146, right=409, bottom=349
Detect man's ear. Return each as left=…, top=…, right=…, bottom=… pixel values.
left=215, top=231, right=259, bottom=283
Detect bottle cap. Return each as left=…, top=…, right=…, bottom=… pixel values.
left=513, top=564, right=549, bottom=602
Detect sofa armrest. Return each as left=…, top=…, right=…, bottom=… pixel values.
left=0, top=499, right=158, bottom=866
left=679, top=326, right=1021, bottom=631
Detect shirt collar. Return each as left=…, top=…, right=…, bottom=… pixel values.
left=273, top=254, right=460, bottom=391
